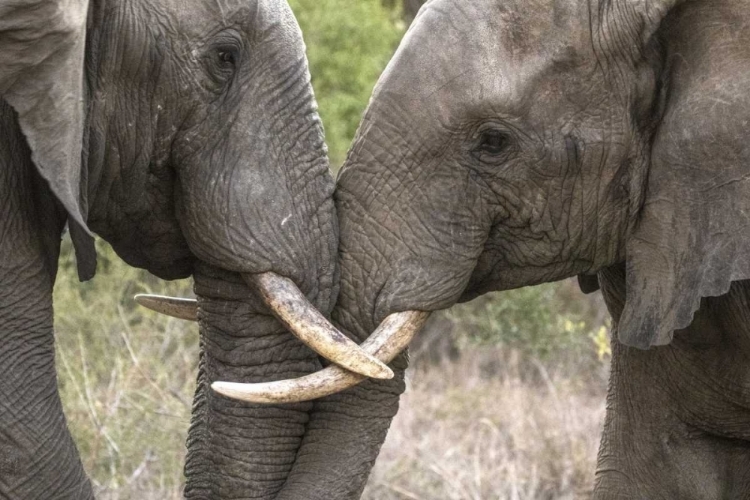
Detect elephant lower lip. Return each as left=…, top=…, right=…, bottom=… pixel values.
left=148, top=259, right=195, bottom=280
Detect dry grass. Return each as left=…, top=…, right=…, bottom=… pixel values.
left=54, top=241, right=197, bottom=499
left=363, top=348, right=607, bottom=500
left=53, top=242, right=608, bottom=499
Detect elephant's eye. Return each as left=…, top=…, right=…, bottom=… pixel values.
left=204, top=35, right=242, bottom=89
left=476, top=130, right=509, bottom=156
left=217, top=49, right=236, bottom=67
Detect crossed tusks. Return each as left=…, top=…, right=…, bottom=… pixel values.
left=134, top=272, right=429, bottom=404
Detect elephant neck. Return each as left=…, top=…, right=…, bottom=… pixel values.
left=595, top=277, right=750, bottom=497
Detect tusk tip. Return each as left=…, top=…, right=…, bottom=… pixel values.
left=134, top=293, right=161, bottom=310
left=365, top=362, right=394, bottom=380
left=133, top=294, right=199, bottom=322
left=211, top=381, right=233, bottom=397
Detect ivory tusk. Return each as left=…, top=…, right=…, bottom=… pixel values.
left=247, top=272, right=394, bottom=380
left=212, top=310, right=430, bottom=404
left=134, top=294, right=198, bottom=322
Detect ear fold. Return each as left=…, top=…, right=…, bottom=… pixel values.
left=618, top=1, right=750, bottom=347
left=0, top=0, right=96, bottom=280
left=577, top=274, right=600, bottom=295
left=0, top=0, right=90, bottom=227
left=595, top=0, right=683, bottom=47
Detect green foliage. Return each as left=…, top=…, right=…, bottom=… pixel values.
left=381, top=0, right=426, bottom=21
left=289, top=0, right=405, bottom=169
left=446, top=282, right=609, bottom=363
left=590, top=324, right=612, bottom=360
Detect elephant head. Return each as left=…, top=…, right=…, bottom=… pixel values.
left=0, top=0, right=391, bottom=497
left=219, top=0, right=750, bottom=497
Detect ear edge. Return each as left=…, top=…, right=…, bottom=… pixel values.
left=0, top=0, right=92, bottom=234
left=69, top=217, right=97, bottom=282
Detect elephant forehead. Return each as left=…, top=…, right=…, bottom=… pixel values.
left=158, top=0, right=298, bottom=39
left=373, top=0, right=594, bottom=119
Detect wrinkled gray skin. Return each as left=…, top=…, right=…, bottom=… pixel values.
left=0, top=0, right=342, bottom=498
left=325, top=0, right=750, bottom=498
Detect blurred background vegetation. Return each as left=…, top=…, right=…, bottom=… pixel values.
left=54, top=0, right=611, bottom=498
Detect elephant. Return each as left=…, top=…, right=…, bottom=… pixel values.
left=218, top=0, right=750, bottom=498
left=0, top=0, right=398, bottom=498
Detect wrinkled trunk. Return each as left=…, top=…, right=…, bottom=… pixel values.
left=184, top=265, right=330, bottom=499
left=0, top=101, right=93, bottom=499
left=273, top=303, right=408, bottom=500
left=272, top=166, right=417, bottom=499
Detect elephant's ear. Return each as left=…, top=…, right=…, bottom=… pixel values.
left=618, top=0, right=750, bottom=347
left=577, top=274, right=600, bottom=295
left=0, top=0, right=96, bottom=280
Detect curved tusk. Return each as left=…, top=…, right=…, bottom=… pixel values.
left=212, top=310, right=430, bottom=404
left=134, top=294, right=198, bottom=322
left=247, top=272, right=394, bottom=380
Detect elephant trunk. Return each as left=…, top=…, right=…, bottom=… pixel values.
left=268, top=213, right=433, bottom=499
left=269, top=157, right=437, bottom=498
left=184, top=265, right=323, bottom=499
left=272, top=304, right=414, bottom=500
left=181, top=262, right=412, bottom=499
left=270, top=100, right=487, bottom=496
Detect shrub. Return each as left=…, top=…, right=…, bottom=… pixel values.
left=290, top=0, right=405, bottom=169
left=446, top=281, right=609, bottom=366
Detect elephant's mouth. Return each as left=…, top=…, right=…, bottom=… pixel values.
left=136, top=273, right=428, bottom=403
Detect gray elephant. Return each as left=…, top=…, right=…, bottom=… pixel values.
left=0, top=0, right=397, bottom=498
left=220, top=0, right=750, bottom=498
